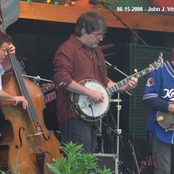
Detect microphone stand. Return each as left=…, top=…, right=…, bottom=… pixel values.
left=102, top=3, right=149, bottom=173
left=102, top=3, right=148, bottom=46
left=128, top=140, right=140, bottom=174
left=18, top=59, right=26, bottom=73
left=105, top=60, right=132, bottom=174
left=22, top=74, right=53, bottom=85
left=105, top=60, right=131, bottom=96
left=115, top=92, right=122, bottom=174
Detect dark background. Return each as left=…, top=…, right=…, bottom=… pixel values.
left=4, top=18, right=174, bottom=173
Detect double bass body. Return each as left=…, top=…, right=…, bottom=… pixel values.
left=0, top=72, right=62, bottom=174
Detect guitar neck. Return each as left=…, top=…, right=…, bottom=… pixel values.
left=107, top=65, right=155, bottom=95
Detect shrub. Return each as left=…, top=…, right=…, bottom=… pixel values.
left=47, top=142, right=114, bottom=174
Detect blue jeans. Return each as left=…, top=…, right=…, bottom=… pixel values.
left=61, top=118, right=98, bottom=153
left=152, top=135, right=174, bottom=174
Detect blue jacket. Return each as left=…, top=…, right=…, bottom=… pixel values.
left=143, top=60, right=174, bottom=144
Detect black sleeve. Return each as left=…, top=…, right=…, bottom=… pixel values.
left=143, top=98, right=169, bottom=112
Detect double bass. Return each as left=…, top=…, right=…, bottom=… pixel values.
left=0, top=49, right=62, bottom=173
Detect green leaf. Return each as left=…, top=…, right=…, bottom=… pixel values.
left=47, top=142, right=114, bottom=174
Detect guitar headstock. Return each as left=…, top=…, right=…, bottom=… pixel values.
left=150, top=52, right=164, bottom=70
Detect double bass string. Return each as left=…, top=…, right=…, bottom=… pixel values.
left=7, top=51, right=41, bottom=133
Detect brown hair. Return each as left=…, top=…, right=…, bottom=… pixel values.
left=0, top=32, right=12, bottom=48
left=74, top=12, right=107, bottom=37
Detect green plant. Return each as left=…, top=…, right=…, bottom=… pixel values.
left=47, top=142, right=114, bottom=174
left=0, top=171, right=8, bottom=174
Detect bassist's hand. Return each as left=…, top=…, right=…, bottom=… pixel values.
left=14, top=96, right=28, bottom=110
left=8, top=44, right=15, bottom=55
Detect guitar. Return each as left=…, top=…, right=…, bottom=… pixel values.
left=70, top=55, right=163, bottom=122
left=156, top=111, right=174, bottom=131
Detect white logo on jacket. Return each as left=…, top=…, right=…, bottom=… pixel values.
left=162, top=89, right=174, bottom=101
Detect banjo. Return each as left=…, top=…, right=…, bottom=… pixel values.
left=70, top=56, right=163, bottom=122
left=156, top=111, right=174, bottom=131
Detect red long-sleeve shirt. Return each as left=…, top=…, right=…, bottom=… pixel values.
left=53, top=34, right=109, bottom=130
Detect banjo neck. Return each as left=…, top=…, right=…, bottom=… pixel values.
left=107, top=57, right=163, bottom=95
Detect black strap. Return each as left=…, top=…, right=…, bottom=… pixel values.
left=95, top=49, right=103, bottom=75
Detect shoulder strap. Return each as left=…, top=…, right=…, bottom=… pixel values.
left=94, top=49, right=103, bottom=74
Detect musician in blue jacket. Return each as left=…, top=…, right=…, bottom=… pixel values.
left=143, top=51, right=174, bottom=174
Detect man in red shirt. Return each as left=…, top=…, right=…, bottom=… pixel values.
left=53, top=12, right=138, bottom=153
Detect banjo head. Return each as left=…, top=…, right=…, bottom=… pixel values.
left=71, top=79, right=110, bottom=122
